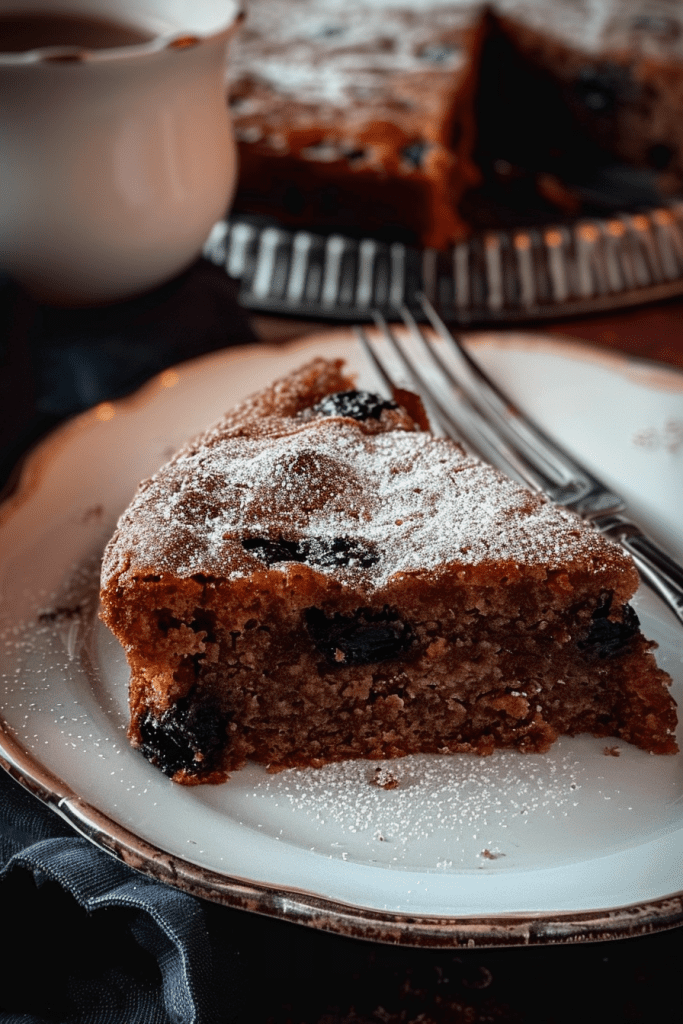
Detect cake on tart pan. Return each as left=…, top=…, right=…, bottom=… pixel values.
left=99, top=359, right=677, bottom=785
left=229, top=0, right=683, bottom=246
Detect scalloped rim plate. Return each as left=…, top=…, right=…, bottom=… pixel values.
left=1, top=329, right=683, bottom=948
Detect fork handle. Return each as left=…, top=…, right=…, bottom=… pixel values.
left=594, top=515, right=683, bottom=626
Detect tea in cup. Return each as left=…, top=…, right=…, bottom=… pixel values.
left=0, top=0, right=242, bottom=304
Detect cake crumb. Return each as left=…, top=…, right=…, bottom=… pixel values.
left=603, top=746, right=621, bottom=757
left=371, top=767, right=400, bottom=790
left=480, top=849, right=505, bottom=860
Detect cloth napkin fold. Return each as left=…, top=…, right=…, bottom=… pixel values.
left=0, top=770, right=234, bottom=1024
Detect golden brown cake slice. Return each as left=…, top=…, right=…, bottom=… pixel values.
left=99, top=359, right=677, bottom=784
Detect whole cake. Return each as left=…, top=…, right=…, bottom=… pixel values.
left=229, top=0, right=683, bottom=246
left=99, top=359, right=677, bottom=784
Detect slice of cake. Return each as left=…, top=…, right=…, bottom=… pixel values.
left=99, top=359, right=677, bottom=784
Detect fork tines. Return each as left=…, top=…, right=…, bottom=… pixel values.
left=355, top=294, right=610, bottom=508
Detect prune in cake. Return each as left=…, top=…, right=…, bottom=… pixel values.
left=313, top=390, right=398, bottom=422
left=242, top=535, right=379, bottom=568
left=578, top=592, right=641, bottom=659
left=304, top=605, right=415, bottom=666
left=138, top=693, right=227, bottom=778
left=99, top=358, right=678, bottom=785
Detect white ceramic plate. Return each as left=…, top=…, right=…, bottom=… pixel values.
left=1, top=330, right=683, bottom=947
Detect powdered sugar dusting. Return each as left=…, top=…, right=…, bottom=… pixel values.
left=230, top=0, right=665, bottom=117
left=250, top=750, right=585, bottom=869
left=232, top=0, right=471, bottom=108
left=102, top=360, right=624, bottom=591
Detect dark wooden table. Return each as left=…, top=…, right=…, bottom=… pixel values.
left=251, top=293, right=683, bottom=371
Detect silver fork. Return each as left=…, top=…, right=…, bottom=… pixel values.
left=355, top=294, right=683, bottom=627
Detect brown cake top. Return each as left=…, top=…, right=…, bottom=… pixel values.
left=230, top=0, right=683, bottom=123
left=233, top=0, right=683, bottom=104
left=231, top=0, right=473, bottom=112
left=101, top=359, right=635, bottom=592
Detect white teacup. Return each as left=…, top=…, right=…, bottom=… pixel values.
left=0, top=0, right=241, bottom=304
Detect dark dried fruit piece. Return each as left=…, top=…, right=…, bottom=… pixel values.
left=313, top=390, right=398, bottom=422
left=305, top=605, right=415, bottom=665
left=242, top=537, right=300, bottom=565
left=242, top=536, right=379, bottom=568
left=138, top=694, right=226, bottom=777
left=304, top=537, right=379, bottom=569
left=578, top=596, right=640, bottom=659
left=418, top=42, right=460, bottom=63
left=401, top=140, right=430, bottom=169
left=572, top=62, right=637, bottom=116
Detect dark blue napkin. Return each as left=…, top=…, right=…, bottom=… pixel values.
left=0, top=261, right=256, bottom=492
left=0, top=770, right=235, bottom=1023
